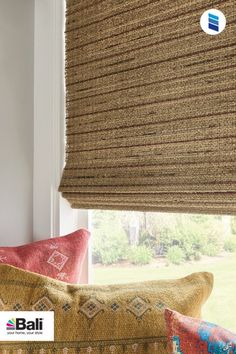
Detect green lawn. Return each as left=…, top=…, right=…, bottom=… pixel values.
left=93, top=253, right=236, bottom=333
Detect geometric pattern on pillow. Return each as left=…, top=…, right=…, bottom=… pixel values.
left=0, top=267, right=213, bottom=353
left=0, top=229, right=89, bottom=283
left=165, top=308, right=236, bottom=354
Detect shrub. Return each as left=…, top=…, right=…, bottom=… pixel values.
left=203, top=244, right=220, bottom=257
left=224, top=238, right=236, bottom=252
left=92, top=217, right=129, bottom=265
left=193, top=251, right=202, bottom=261
left=167, top=246, right=184, bottom=265
left=170, top=217, right=209, bottom=260
left=205, top=221, right=224, bottom=249
left=139, top=230, right=157, bottom=250
left=146, top=213, right=177, bottom=254
left=231, top=217, right=236, bottom=235
left=128, top=245, right=153, bottom=265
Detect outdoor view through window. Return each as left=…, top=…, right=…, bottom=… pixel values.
left=91, top=211, right=236, bottom=332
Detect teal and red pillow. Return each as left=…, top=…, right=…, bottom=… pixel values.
left=165, top=308, right=236, bottom=354
left=0, top=229, right=89, bottom=283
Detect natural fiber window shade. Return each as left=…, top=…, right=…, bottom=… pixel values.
left=59, top=0, right=236, bottom=214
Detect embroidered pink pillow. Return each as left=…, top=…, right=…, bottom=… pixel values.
left=0, top=229, right=89, bottom=283
left=165, top=308, right=236, bottom=354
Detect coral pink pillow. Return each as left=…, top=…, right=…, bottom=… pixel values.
left=165, top=308, right=236, bottom=354
left=0, top=229, right=89, bottom=283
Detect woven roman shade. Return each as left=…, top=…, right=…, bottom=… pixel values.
left=59, top=0, right=236, bottom=214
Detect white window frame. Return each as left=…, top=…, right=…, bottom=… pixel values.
left=33, top=0, right=91, bottom=283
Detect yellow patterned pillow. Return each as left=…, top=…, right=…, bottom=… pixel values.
left=0, top=264, right=213, bottom=354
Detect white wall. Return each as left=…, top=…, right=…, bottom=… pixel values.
left=0, top=0, right=34, bottom=246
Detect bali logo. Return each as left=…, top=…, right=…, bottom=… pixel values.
left=6, top=318, right=16, bottom=330
left=6, top=317, right=44, bottom=331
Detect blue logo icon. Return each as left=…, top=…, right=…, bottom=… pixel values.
left=201, top=9, right=226, bottom=35
left=208, top=13, right=219, bottom=32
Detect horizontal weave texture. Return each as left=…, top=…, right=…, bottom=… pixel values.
left=59, top=0, right=236, bottom=214
left=0, top=265, right=213, bottom=353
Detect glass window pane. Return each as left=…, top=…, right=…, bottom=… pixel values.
left=91, top=211, right=236, bottom=332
